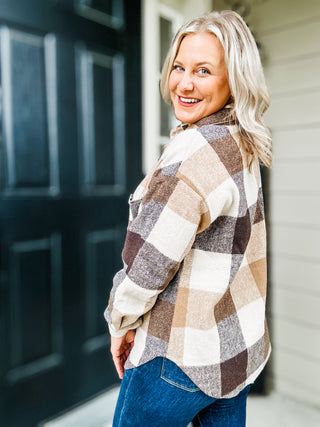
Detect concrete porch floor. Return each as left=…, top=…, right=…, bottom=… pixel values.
left=43, top=386, right=320, bottom=427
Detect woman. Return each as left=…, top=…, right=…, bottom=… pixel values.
left=105, top=10, right=272, bottom=427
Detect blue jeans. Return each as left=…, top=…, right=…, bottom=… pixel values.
left=113, top=357, right=251, bottom=427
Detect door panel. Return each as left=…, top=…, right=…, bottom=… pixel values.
left=75, top=0, right=124, bottom=30
left=77, top=45, right=126, bottom=194
left=6, top=235, right=63, bottom=384
left=0, top=1, right=141, bottom=425
left=1, top=28, right=59, bottom=195
left=83, top=228, right=122, bottom=348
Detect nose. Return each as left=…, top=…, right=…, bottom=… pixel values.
left=178, top=71, right=194, bottom=91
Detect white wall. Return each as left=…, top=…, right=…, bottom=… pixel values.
left=160, top=0, right=212, bottom=21
left=214, top=0, right=320, bottom=408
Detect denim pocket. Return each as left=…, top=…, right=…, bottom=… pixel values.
left=160, top=358, right=200, bottom=392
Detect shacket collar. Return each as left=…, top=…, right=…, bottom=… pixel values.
left=170, top=106, right=236, bottom=138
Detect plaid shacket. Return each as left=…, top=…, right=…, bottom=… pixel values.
left=105, top=107, right=271, bottom=398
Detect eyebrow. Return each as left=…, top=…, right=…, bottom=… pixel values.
left=174, top=59, right=215, bottom=67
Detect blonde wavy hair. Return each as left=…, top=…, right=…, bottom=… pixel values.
left=160, top=10, right=272, bottom=169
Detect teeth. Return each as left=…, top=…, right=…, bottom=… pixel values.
left=180, top=97, right=200, bottom=103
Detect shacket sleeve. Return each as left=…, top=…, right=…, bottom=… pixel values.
left=104, top=155, right=207, bottom=337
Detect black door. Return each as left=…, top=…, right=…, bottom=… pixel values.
left=0, top=1, right=142, bottom=425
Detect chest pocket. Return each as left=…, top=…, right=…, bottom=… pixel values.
left=128, top=193, right=143, bottom=221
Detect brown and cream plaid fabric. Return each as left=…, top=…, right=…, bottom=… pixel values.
left=105, top=107, right=271, bottom=398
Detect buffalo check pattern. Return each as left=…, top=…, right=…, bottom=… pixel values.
left=105, top=108, right=271, bottom=398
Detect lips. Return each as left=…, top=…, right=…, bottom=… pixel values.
left=178, top=96, right=201, bottom=106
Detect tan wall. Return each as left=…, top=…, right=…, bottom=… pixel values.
left=213, top=0, right=320, bottom=408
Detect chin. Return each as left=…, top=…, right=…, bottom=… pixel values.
left=175, top=110, right=200, bottom=124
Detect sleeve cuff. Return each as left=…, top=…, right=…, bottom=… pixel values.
left=108, top=323, right=131, bottom=338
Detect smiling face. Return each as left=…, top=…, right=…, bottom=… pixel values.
left=168, top=32, right=231, bottom=124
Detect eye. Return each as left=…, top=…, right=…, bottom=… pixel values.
left=198, top=68, right=210, bottom=75
left=173, top=64, right=184, bottom=71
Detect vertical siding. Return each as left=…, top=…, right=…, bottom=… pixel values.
left=255, top=0, right=320, bottom=408
left=213, top=0, right=320, bottom=408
